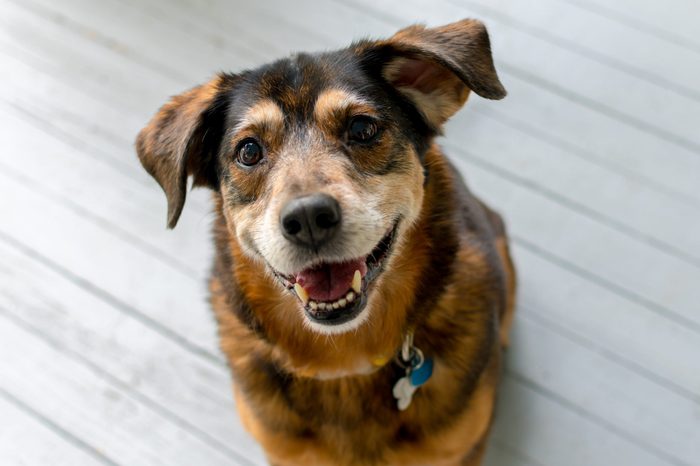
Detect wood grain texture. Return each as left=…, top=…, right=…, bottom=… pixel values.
left=0, top=393, right=110, bottom=466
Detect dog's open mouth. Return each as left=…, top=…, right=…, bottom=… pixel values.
left=272, top=221, right=399, bottom=325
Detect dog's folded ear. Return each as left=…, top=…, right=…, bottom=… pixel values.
left=361, top=19, right=506, bottom=128
left=136, top=75, right=231, bottom=228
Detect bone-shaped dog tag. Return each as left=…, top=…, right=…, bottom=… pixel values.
left=393, top=376, right=418, bottom=411
left=392, top=332, right=433, bottom=411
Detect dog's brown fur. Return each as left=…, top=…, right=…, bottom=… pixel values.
left=137, top=19, right=514, bottom=466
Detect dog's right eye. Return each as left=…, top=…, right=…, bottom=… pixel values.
left=236, top=139, right=264, bottom=167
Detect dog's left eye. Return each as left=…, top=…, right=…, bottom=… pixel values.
left=347, top=116, right=379, bottom=143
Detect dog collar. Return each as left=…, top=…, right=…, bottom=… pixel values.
left=392, top=330, right=433, bottom=410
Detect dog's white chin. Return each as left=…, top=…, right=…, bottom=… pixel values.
left=301, top=302, right=373, bottom=335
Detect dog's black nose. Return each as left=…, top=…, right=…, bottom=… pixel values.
left=280, top=194, right=341, bottom=248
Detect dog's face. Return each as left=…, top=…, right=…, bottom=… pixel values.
left=221, top=69, right=426, bottom=335
left=137, top=20, right=505, bottom=335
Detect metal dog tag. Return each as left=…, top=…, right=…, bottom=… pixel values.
left=392, top=334, right=433, bottom=411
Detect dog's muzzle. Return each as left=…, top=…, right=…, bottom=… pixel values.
left=271, top=210, right=400, bottom=326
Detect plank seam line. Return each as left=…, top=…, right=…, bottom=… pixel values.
left=519, top=306, right=700, bottom=404
left=0, top=34, right=152, bottom=117
left=0, top=308, right=257, bottom=466
left=450, top=0, right=700, bottom=102
left=0, top=229, right=226, bottom=368
left=337, top=0, right=700, bottom=156
left=0, top=97, right=209, bottom=213
left=8, top=0, right=192, bottom=84
left=112, top=0, right=269, bottom=64
left=500, top=62, right=700, bottom=156
left=490, top=438, right=547, bottom=466
left=512, top=235, right=700, bottom=335
left=0, top=161, right=202, bottom=279
left=0, top=94, right=145, bottom=187
left=451, top=148, right=700, bottom=268
left=0, top=386, right=121, bottom=466
left=471, top=105, right=700, bottom=210
left=507, top=371, right=691, bottom=466
left=561, top=0, right=700, bottom=55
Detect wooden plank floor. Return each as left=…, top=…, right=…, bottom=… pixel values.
left=1, top=0, right=698, bottom=464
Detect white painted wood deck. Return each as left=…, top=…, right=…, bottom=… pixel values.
left=1, top=0, right=698, bottom=464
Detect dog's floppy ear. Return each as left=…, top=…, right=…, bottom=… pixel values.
left=136, top=75, right=231, bottom=228
left=362, top=19, right=506, bottom=128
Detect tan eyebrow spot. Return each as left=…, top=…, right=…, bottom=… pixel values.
left=235, top=99, right=284, bottom=133
left=314, top=89, right=375, bottom=123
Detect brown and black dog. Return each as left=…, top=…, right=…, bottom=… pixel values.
left=136, top=18, right=516, bottom=466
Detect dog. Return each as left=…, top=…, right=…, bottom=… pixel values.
left=136, top=18, right=515, bottom=466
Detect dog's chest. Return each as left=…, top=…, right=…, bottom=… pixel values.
left=236, top=367, right=492, bottom=466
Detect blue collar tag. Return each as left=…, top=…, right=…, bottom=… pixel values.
left=392, top=332, right=434, bottom=410
left=410, top=357, right=433, bottom=386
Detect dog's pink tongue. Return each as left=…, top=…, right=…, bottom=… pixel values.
left=296, top=259, right=367, bottom=302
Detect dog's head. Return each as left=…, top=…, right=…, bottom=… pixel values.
left=136, top=19, right=505, bottom=335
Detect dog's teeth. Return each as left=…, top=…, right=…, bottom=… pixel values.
left=352, top=270, right=362, bottom=293
left=318, top=302, right=326, bottom=310
left=346, top=291, right=355, bottom=302
left=332, top=302, right=340, bottom=309
left=293, top=283, right=309, bottom=305
left=339, top=298, right=347, bottom=307
left=309, top=301, right=318, bottom=310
